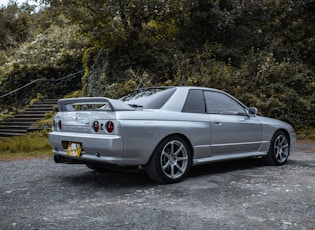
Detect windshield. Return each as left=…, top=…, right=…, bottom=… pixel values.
left=120, top=87, right=176, bottom=109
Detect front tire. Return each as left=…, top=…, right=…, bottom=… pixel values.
left=265, top=131, right=290, bottom=165
left=146, top=136, right=192, bottom=184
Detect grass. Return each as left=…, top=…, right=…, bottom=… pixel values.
left=0, top=131, right=52, bottom=161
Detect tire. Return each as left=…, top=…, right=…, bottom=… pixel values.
left=265, top=131, right=290, bottom=166
left=146, top=136, right=192, bottom=184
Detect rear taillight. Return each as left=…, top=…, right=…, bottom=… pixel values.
left=93, top=121, right=99, bottom=132
left=106, top=121, right=114, bottom=133
left=58, top=120, right=62, bottom=130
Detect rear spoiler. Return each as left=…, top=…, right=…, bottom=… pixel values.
left=58, top=97, right=135, bottom=112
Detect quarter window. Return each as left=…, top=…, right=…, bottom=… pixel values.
left=204, top=91, right=246, bottom=115
left=182, top=90, right=205, bottom=113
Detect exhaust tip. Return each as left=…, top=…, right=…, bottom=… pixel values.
left=54, top=154, right=61, bottom=163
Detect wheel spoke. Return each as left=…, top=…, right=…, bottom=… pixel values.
left=174, top=162, right=184, bottom=173
left=174, top=145, right=184, bottom=156
left=170, top=141, right=175, bottom=154
left=161, top=150, right=170, bottom=159
left=176, top=156, right=188, bottom=162
left=279, top=137, right=285, bottom=145
left=170, top=164, right=175, bottom=178
left=161, top=150, right=171, bottom=169
left=162, top=161, right=170, bottom=170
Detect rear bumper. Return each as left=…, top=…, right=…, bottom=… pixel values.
left=49, top=131, right=128, bottom=165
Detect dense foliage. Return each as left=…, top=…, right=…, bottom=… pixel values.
left=0, top=2, right=88, bottom=107
left=0, top=0, right=314, bottom=132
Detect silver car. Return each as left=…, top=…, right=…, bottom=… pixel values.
left=48, top=86, right=296, bottom=183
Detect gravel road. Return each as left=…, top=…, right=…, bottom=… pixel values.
left=0, top=143, right=314, bottom=230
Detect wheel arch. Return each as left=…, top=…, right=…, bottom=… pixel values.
left=267, top=128, right=291, bottom=154
left=146, top=133, right=194, bottom=166
left=275, top=128, right=291, bottom=145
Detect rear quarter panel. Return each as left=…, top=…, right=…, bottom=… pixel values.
left=117, top=110, right=211, bottom=165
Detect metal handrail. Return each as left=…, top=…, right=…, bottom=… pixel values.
left=0, top=69, right=84, bottom=99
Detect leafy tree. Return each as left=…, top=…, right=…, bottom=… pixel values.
left=1, top=0, right=315, bottom=133
left=0, top=0, right=42, bottom=48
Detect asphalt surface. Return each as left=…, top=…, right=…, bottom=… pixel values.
left=0, top=143, right=314, bottom=230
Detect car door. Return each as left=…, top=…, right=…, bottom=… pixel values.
left=204, top=90, right=262, bottom=155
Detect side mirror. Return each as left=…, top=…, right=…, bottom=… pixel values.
left=248, top=107, right=258, bottom=116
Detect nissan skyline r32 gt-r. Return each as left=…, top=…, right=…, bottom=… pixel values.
left=48, top=86, right=296, bottom=183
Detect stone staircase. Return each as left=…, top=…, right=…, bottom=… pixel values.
left=0, top=99, right=58, bottom=138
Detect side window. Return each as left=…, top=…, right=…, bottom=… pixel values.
left=204, top=91, right=246, bottom=115
left=182, top=90, right=205, bottom=113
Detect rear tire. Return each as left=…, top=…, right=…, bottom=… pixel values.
left=265, top=131, right=290, bottom=165
left=146, top=136, right=192, bottom=184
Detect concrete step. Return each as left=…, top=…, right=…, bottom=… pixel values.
left=0, top=121, right=33, bottom=126
left=28, top=104, right=56, bottom=108
left=0, top=132, right=25, bottom=138
left=5, top=117, right=43, bottom=123
left=0, top=129, right=27, bottom=133
left=26, top=108, right=54, bottom=112
left=17, top=111, right=49, bottom=115
left=13, top=114, right=46, bottom=119
left=0, top=98, right=58, bottom=137
left=0, top=125, right=30, bottom=130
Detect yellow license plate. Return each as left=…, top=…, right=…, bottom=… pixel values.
left=66, top=142, right=82, bottom=157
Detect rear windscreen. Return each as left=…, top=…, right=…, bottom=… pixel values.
left=120, top=87, right=176, bottom=109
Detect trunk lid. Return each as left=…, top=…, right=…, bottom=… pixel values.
left=53, top=97, right=134, bottom=134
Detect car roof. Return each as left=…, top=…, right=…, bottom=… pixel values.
left=136, top=86, right=222, bottom=92
left=123, top=86, right=245, bottom=112
left=157, top=86, right=226, bottom=112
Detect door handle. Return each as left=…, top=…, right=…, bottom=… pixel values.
left=214, top=121, right=222, bottom=125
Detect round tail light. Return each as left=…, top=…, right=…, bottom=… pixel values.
left=93, top=121, right=99, bottom=132
left=106, top=121, right=114, bottom=133
left=58, top=120, right=62, bottom=130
